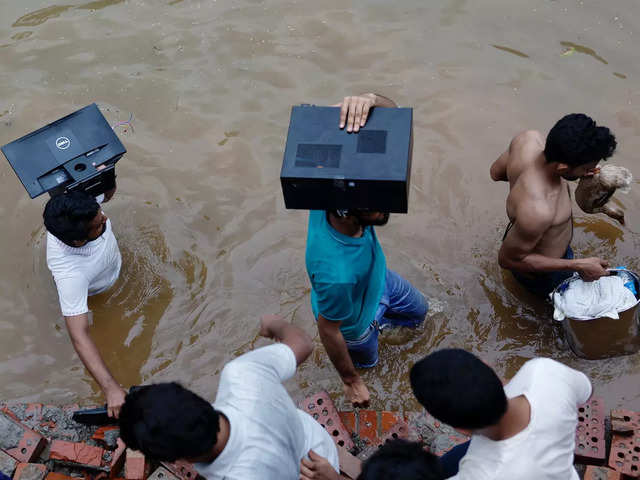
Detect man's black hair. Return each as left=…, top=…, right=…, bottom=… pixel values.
left=358, top=439, right=444, bottom=480
left=410, top=349, right=507, bottom=430
left=545, top=113, right=616, bottom=167
left=43, top=191, right=100, bottom=246
left=119, top=383, right=220, bottom=462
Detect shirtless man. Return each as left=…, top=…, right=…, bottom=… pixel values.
left=491, top=113, right=617, bottom=297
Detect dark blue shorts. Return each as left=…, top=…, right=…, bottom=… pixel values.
left=510, top=246, right=574, bottom=298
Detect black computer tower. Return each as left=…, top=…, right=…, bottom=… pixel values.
left=280, top=105, right=412, bottom=213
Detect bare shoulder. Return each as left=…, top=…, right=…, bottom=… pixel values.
left=510, top=130, right=544, bottom=151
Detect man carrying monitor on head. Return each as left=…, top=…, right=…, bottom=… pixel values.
left=491, top=114, right=617, bottom=297
left=43, top=186, right=126, bottom=417
left=303, top=94, right=428, bottom=407
left=1, top=103, right=128, bottom=417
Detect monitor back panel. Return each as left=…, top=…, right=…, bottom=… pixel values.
left=1, top=103, right=126, bottom=198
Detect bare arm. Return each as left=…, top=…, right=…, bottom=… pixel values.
left=498, top=205, right=609, bottom=281
left=259, top=315, right=313, bottom=366
left=317, top=315, right=370, bottom=407
left=300, top=450, right=341, bottom=480
left=490, top=149, right=509, bottom=182
left=65, top=314, right=126, bottom=417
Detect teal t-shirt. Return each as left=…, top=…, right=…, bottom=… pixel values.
left=305, top=210, right=387, bottom=341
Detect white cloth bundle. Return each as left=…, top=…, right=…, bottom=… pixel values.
left=552, top=275, right=638, bottom=321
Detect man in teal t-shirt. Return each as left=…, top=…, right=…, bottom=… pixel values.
left=305, top=93, right=429, bottom=407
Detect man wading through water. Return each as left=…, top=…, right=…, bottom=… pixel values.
left=305, top=93, right=428, bottom=407
left=491, top=114, right=617, bottom=297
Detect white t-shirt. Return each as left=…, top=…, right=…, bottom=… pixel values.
left=452, top=358, right=591, bottom=480
left=46, top=218, right=122, bottom=316
left=195, top=344, right=339, bottom=480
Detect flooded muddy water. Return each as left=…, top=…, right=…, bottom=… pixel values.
left=1, top=0, right=639, bottom=411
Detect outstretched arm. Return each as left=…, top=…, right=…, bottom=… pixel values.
left=65, top=314, right=126, bottom=417
left=260, top=315, right=313, bottom=366
left=317, top=315, right=370, bottom=408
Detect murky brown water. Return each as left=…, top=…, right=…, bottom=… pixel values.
left=1, top=0, right=639, bottom=412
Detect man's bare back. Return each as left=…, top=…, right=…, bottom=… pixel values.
left=491, top=129, right=609, bottom=295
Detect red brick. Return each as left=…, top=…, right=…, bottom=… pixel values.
left=0, top=450, right=17, bottom=477
left=0, top=413, right=47, bottom=462
left=109, top=439, right=126, bottom=478
left=84, top=473, right=108, bottom=480
left=49, top=440, right=105, bottom=467
left=13, top=463, right=47, bottom=480
left=23, top=405, right=43, bottom=423
left=337, top=446, right=362, bottom=480
left=381, top=412, right=400, bottom=433
left=609, top=433, right=640, bottom=476
left=584, top=466, right=622, bottom=480
left=159, top=461, right=197, bottom=480
left=379, top=420, right=410, bottom=446
left=147, top=468, right=178, bottom=480
left=299, top=392, right=354, bottom=450
left=357, top=411, right=378, bottom=445
left=124, top=449, right=148, bottom=480
left=93, top=427, right=119, bottom=443
left=575, top=397, right=606, bottom=465
left=611, top=409, right=640, bottom=435
left=45, top=473, right=76, bottom=480
left=338, top=412, right=356, bottom=436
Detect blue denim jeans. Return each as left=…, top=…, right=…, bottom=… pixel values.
left=345, top=269, right=428, bottom=368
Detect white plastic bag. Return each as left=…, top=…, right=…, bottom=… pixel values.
left=552, top=274, right=638, bottom=321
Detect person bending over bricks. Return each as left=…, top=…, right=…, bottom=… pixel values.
left=409, top=349, right=592, bottom=480
left=118, top=315, right=339, bottom=480
left=43, top=188, right=126, bottom=417
left=306, top=93, right=429, bottom=408
left=299, top=438, right=444, bottom=480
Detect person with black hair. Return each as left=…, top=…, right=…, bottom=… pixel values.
left=43, top=189, right=125, bottom=417
left=410, top=349, right=592, bottom=479
left=491, top=113, right=617, bottom=297
left=306, top=95, right=429, bottom=408
left=119, top=315, right=339, bottom=479
left=299, top=439, right=444, bottom=480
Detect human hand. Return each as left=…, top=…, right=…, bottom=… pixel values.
left=299, top=450, right=341, bottom=480
left=106, top=385, right=127, bottom=418
left=337, top=93, right=377, bottom=133
left=259, top=314, right=284, bottom=340
left=576, top=257, right=610, bottom=282
left=343, top=376, right=370, bottom=408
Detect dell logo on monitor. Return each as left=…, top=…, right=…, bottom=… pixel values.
left=55, top=136, right=71, bottom=150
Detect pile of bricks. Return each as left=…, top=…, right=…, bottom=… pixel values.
left=300, top=393, right=640, bottom=480
left=2, top=395, right=640, bottom=480
left=0, top=403, right=197, bottom=480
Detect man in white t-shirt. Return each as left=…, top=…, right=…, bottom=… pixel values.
left=410, top=349, right=591, bottom=480
left=118, top=315, right=339, bottom=480
left=43, top=189, right=126, bottom=417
